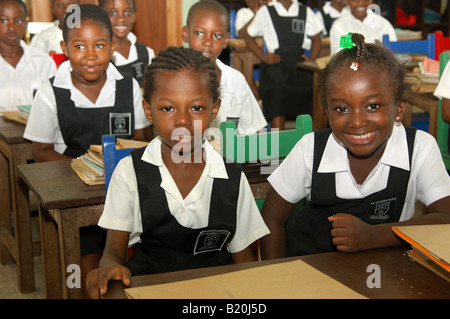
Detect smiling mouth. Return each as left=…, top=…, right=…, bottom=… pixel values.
left=114, top=25, right=128, bottom=32
left=345, top=131, right=376, bottom=144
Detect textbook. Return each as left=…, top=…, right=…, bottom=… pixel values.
left=392, top=225, right=450, bottom=282
left=71, top=138, right=149, bottom=186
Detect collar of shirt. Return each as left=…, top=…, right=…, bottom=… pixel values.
left=52, top=61, right=123, bottom=107
left=318, top=123, right=410, bottom=174
left=323, top=2, right=349, bottom=17
left=272, top=0, right=300, bottom=15
left=0, top=40, right=31, bottom=71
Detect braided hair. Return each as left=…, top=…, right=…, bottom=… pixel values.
left=143, top=46, right=221, bottom=103
left=318, top=33, right=412, bottom=109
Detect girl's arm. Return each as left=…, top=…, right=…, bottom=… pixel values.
left=242, top=29, right=281, bottom=65
left=31, top=142, right=70, bottom=162
left=86, top=229, right=131, bottom=299
left=231, top=246, right=258, bottom=263
left=133, top=126, right=153, bottom=142
left=260, top=187, right=296, bottom=260
left=442, top=98, right=450, bottom=122
left=328, top=196, right=450, bottom=252
left=303, top=33, right=321, bottom=61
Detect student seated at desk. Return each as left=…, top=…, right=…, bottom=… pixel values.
left=260, top=33, right=450, bottom=259
left=0, top=0, right=56, bottom=112
left=30, top=0, right=79, bottom=55
left=329, top=0, right=397, bottom=55
left=99, top=0, right=155, bottom=87
left=182, top=0, right=267, bottom=146
left=23, top=3, right=151, bottom=296
left=86, top=46, right=270, bottom=299
left=242, top=0, right=322, bottom=130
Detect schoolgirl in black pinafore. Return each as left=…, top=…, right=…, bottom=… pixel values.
left=284, top=127, right=417, bottom=256
left=319, top=7, right=336, bottom=35
left=51, top=75, right=135, bottom=159
left=113, top=42, right=149, bottom=87
left=259, top=4, right=313, bottom=122
left=126, top=147, right=242, bottom=275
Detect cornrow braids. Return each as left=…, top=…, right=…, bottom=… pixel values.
left=317, top=33, right=412, bottom=109
left=143, top=46, right=221, bottom=102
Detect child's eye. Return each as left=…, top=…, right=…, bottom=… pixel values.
left=191, top=105, right=204, bottom=112
left=0, top=18, right=6, bottom=24
left=75, top=44, right=85, bottom=50
left=367, top=104, right=381, bottom=111
left=15, top=18, right=24, bottom=24
left=162, top=106, right=174, bottom=112
left=213, top=33, right=223, bottom=40
left=95, top=44, right=105, bottom=49
left=194, top=31, right=204, bottom=37
left=108, top=10, right=117, bottom=16
left=125, top=10, right=134, bottom=16
left=334, top=106, right=349, bottom=113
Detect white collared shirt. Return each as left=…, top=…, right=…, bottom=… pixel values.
left=315, top=2, right=350, bottom=36
left=235, top=7, right=255, bottom=36
left=98, top=137, right=270, bottom=253
left=268, top=123, right=450, bottom=221
left=23, top=61, right=149, bottom=154
left=111, top=32, right=155, bottom=66
left=246, top=0, right=323, bottom=53
left=29, top=21, right=64, bottom=54
left=207, top=59, right=267, bottom=143
left=0, top=40, right=56, bottom=111
left=434, top=61, right=450, bottom=99
left=329, top=10, right=397, bottom=55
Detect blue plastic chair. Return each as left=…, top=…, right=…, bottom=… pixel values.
left=102, top=135, right=137, bottom=194
left=382, top=33, right=436, bottom=59
left=437, top=53, right=450, bottom=169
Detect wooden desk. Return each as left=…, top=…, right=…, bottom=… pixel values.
left=15, top=159, right=271, bottom=299
left=103, top=246, right=450, bottom=299
left=16, top=160, right=105, bottom=299
left=227, top=38, right=263, bottom=99
left=0, top=116, right=34, bottom=293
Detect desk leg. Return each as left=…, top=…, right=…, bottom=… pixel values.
left=39, top=207, right=62, bottom=299
left=11, top=144, right=34, bottom=293
left=0, top=152, right=13, bottom=265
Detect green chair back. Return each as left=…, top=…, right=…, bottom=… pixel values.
left=437, top=52, right=450, bottom=169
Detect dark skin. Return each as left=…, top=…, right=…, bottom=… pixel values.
left=0, top=0, right=27, bottom=68
left=241, top=0, right=322, bottom=130
left=260, top=66, right=450, bottom=260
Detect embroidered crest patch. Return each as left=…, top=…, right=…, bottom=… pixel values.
left=369, top=197, right=397, bottom=222
left=109, top=112, right=131, bottom=136
left=193, top=230, right=231, bottom=255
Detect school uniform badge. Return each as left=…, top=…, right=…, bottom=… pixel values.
left=369, top=197, right=397, bottom=222
left=193, top=230, right=231, bottom=255
left=110, top=112, right=131, bottom=135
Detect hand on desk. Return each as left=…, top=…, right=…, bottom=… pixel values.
left=328, top=213, right=374, bottom=253
left=86, top=263, right=131, bottom=299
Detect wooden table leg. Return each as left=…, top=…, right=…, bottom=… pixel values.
left=38, top=207, right=62, bottom=299
left=0, top=152, right=13, bottom=265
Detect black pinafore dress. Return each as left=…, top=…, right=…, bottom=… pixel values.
left=259, top=4, right=313, bottom=121
left=284, top=127, right=417, bottom=256
left=114, top=42, right=149, bottom=87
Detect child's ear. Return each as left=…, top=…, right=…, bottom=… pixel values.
left=211, top=99, right=221, bottom=121
left=395, top=101, right=406, bottom=122
left=181, top=26, right=189, bottom=44
left=60, top=41, right=68, bottom=57
left=142, top=99, right=153, bottom=124
left=110, top=40, right=116, bottom=56
left=223, top=32, right=230, bottom=49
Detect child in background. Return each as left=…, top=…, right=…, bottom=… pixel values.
left=329, top=0, right=397, bottom=55
left=315, top=0, right=349, bottom=37
left=86, top=46, right=270, bottom=298
left=235, top=0, right=268, bottom=38
left=433, top=62, right=450, bottom=159
left=182, top=0, right=267, bottom=146
left=99, top=0, right=155, bottom=87
left=260, top=33, right=450, bottom=259
left=23, top=4, right=151, bottom=294
left=0, top=0, right=56, bottom=111
left=243, top=0, right=322, bottom=130
left=30, top=0, right=79, bottom=55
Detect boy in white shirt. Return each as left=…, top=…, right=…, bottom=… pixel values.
left=0, top=0, right=56, bottom=112
left=329, top=0, right=397, bottom=55
left=315, top=0, right=349, bottom=37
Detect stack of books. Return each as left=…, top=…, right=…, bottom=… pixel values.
left=17, top=104, right=31, bottom=121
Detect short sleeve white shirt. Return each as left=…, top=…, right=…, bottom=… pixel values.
left=207, top=59, right=267, bottom=142
left=329, top=10, right=397, bottom=55
left=98, top=137, right=270, bottom=253
left=315, top=2, right=350, bottom=36
left=0, top=40, right=56, bottom=112
left=23, top=61, right=149, bottom=154
left=29, top=21, right=64, bottom=54
left=268, top=124, right=450, bottom=221
left=246, top=0, right=323, bottom=53
left=111, top=32, right=155, bottom=66
left=235, top=7, right=255, bottom=36
left=434, top=62, right=450, bottom=99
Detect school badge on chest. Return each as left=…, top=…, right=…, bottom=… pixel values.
left=193, top=230, right=231, bottom=255
left=369, top=197, right=397, bottom=222
left=109, top=112, right=131, bottom=136
left=292, top=18, right=305, bottom=34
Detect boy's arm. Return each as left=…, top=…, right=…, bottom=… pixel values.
left=32, top=142, right=70, bottom=162
left=86, top=229, right=131, bottom=299
left=260, top=187, right=296, bottom=260
left=442, top=98, right=450, bottom=122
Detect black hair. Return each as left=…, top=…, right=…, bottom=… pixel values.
left=99, top=0, right=136, bottom=12
left=51, top=0, right=80, bottom=6
left=62, top=4, right=113, bottom=42
left=0, top=0, right=27, bottom=16
left=143, top=46, right=221, bottom=103
left=187, top=0, right=230, bottom=32
left=318, top=33, right=412, bottom=109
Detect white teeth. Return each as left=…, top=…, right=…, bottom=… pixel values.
left=350, top=132, right=374, bottom=139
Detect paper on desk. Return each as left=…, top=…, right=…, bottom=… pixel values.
left=124, top=259, right=366, bottom=299
left=392, top=225, right=450, bottom=281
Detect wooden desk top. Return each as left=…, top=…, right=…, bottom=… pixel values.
left=103, top=247, right=450, bottom=299
left=227, top=37, right=263, bottom=51
left=0, top=116, right=27, bottom=144
left=17, top=160, right=105, bottom=210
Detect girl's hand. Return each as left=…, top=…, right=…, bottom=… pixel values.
left=262, top=52, right=281, bottom=64
left=328, top=213, right=374, bottom=252
left=86, top=264, right=131, bottom=299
